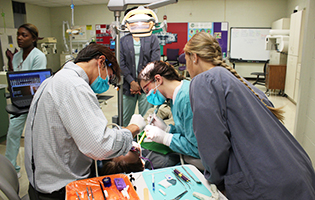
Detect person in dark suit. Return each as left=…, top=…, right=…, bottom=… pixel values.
left=120, top=7, right=161, bottom=127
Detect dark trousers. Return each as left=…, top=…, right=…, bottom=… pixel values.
left=28, top=183, right=65, bottom=200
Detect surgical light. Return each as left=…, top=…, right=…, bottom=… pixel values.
left=121, top=6, right=162, bottom=37
left=125, top=15, right=155, bottom=37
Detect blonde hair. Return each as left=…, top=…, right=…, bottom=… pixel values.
left=184, top=32, right=284, bottom=123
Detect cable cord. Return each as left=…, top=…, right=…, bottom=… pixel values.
left=107, top=123, right=121, bottom=130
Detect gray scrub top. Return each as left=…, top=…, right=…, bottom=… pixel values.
left=189, top=67, right=315, bottom=200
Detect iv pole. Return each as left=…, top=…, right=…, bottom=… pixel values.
left=114, top=11, right=124, bottom=126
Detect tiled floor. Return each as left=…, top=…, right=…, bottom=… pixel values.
left=0, top=81, right=296, bottom=199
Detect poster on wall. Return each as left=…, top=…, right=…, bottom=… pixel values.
left=188, top=22, right=228, bottom=57
left=188, top=22, right=213, bottom=39
left=95, top=24, right=114, bottom=51
left=157, top=23, right=188, bottom=56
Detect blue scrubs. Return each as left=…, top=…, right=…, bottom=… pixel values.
left=189, top=67, right=315, bottom=200
left=169, top=80, right=199, bottom=158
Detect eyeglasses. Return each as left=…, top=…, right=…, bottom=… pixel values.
left=142, top=79, right=154, bottom=94
left=108, top=65, right=116, bottom=75
left=103, top=60, right=118, bottom=85
left=109, top=74, right=117, bottom=85
left=105, top=58, right=115, bottom=74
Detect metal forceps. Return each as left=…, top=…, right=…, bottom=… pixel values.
left=86, top=187, right=90, bottom=200
left=172, top=190, right=188, bottom=200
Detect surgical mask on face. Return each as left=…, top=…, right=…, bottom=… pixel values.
left=90, top=64, right=110, bottom=94
left=146, top=83, right=166, bottom=105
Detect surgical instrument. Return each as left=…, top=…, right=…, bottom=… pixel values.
left=173, top=169, right=190, bottom=182
left=172, top=190, right=188, bottom=200
left=99, top=181, right=107, bottom=200
left=138, top=105, right=161, bottom=144
left=76, top=191, right=81, bottom=200
left=152, top=174, right=155, bottom=192
left=172, top=171, right=188, bottom=189
left=148, top=105, right=161, bottom=125
left=86, top=187, right=90, bottom=200
left=181, top=166, right=202, bottom=184
left=89, top=187, right=95, bottom=200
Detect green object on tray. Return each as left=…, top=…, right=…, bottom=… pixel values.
left=138, top=131, right=173, bottom=155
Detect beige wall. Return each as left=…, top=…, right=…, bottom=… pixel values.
left=25, top=3, right=52, bottom=37
left=0, top=0, right=15, bottom=28
left=0, top=0, right=52, bottom=37
left=294, top=0, right=315, bottom=166
left=48, top=0, right=289, bottom=76
left=25, top=3, right=60, bottom=71
left=0, top=0, right=290, bottom=74
left=157, top=0, right=287, bottom=26
left=50, top=4, right=113, bottom=55
left=287, top=0, right=308, bottom=16
left=0, top=0, right=51, bottom=33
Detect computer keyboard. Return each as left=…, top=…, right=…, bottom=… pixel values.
left=13, top=99, right=32, bottom=108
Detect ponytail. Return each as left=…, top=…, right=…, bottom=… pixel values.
left=184, top=32, right=285, bottom=123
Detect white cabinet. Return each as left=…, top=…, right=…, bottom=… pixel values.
left=294, top=63, right=301, bottom=102
left=285, top=10, right=305, bottom=103
left=271, top=18, right=290, bottom=29
left=288, top=11, right=304, bottom=56
left=285, top=55, right=298, bottom=99
left=269, top=50, right=287, bottom=65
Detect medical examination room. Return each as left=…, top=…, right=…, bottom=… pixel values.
left=0, top=0, right=314, bottom=199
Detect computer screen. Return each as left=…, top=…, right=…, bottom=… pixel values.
left=7, top=69, right=52, bottom=98
left=110, top=40, right=115, bottom=50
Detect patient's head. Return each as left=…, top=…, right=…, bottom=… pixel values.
left=100, top=145, right=145, bottom=175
